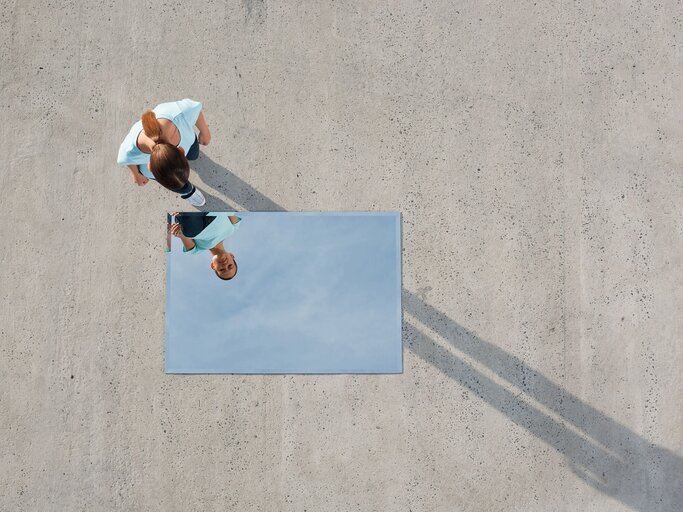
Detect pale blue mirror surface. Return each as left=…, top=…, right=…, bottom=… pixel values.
left=165, top=212, right=403, bottom=374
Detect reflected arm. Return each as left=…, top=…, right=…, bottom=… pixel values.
left=170, top=222, right=196, bottom=251
left=179, top=236, right=196, bottom=251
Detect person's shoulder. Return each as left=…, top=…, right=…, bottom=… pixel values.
left=176, top=98, right=202, bottom=112
left=154, top=100, right=183, bottom=118
left=154, top=99, right=202, bottom=124
left=117, top=121, right=143, bottom=165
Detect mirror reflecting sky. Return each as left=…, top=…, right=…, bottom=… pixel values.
left=165, top=212, right=402, bottom=373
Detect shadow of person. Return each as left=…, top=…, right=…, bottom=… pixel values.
left=185, top=161, right=682, bottom=510
left=191, top=152, right=286, bottom=212
left=403, top=289, right=683, bottom=512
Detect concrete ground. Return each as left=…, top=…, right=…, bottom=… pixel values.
left=1, top=0, right=682, bottom=510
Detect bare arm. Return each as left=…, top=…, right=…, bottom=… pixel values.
left=179, top=236, right=196, bottom=251
left=196, top=111, right=211, bottom=145
left=170, top=223, right=196, bottom=251
left=127, top=164, right=148, bottom=186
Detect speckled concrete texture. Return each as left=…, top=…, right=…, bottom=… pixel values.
left=1, top=0, right=682, bottom=510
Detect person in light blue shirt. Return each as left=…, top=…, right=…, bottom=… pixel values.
left=170, top=212, right=242, bottom=280
left=117, top=99, right=211, bottom=206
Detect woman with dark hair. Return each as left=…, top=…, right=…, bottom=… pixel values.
left=170, top=212, right=242, bottom=281
left=117, top=99, right=211, bottom=206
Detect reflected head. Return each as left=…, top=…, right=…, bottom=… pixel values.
left=211, top=251, right=237, bottom=281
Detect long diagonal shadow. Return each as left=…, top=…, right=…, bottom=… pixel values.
left=192, top=154, right=286, bottom=212
left=403, top=291, right=682, bottom=511
left=192, top=158, right=683, bottom=511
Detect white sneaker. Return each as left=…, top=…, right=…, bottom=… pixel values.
left=185, top=188, right=206, bottom=207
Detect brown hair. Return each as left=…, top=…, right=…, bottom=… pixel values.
left=141, top=110, right=189, bottom=190
left=141, top=110, right=162, bottom=143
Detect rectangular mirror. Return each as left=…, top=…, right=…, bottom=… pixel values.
left=165, top=212, right=403, bottom=374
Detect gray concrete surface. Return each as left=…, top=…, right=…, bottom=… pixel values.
left=1, top=0, right=682, bottom=510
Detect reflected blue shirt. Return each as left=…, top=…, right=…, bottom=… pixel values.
left=185, top=213, right=242, bottom=254
left=117, top=99, right=202, bottom=178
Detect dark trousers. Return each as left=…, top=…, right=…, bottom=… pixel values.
left=170, top=181, right=196, bottom=198
left=186, top=135, right=200, bottom=160
left=175, top=212, right=215, bottom=237
left=139, top=135, right=200, bottom=198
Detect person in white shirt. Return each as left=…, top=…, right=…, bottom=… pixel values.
left=170, top=212, right=242, bottom=280
left=117, top=99, right=211, bottom=206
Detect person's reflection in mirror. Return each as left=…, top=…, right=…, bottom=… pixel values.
left=170, top=212, right=241, bottom=280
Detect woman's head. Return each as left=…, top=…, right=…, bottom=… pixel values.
left=141, top=110, right=190, bottom=190
left=211, top=251, right=238, bottom=280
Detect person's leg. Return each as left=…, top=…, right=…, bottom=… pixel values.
left=176, top=213, right=211, bottom=238
left=185, top=135, right=200, bottom=161
left=170, top=181, right=195, bottom=199
left=170, top=178, right=205, bottom=206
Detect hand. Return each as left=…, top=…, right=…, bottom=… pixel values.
left=132, top=172, right=149, bottom=186
left=198, top=129, right=211, bottom=146
left=170, top=223, right=185, bottom=238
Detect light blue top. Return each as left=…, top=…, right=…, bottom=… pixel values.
left=117, top=99, right=203, bottom=178
left=185, top=213, right=242, bottom=254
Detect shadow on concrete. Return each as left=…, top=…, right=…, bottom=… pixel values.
left=194, top=164, right=682, bottom=511
left=192, top=153, right=286, bottom=212
left=402, top=290, right=682, bottom=512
